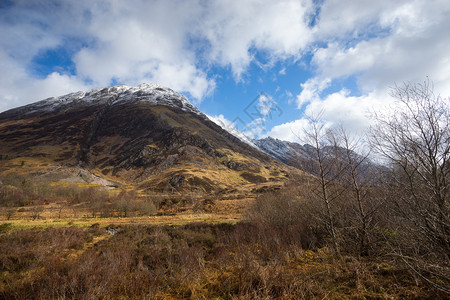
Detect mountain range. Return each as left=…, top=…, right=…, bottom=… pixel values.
left=1, top=82, right=381, bottom=199
left=0, top=83, right=307, bottom=196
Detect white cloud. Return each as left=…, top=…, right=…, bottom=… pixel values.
left=310, top=0, right=450, bottom=93
left=266, top=118, right=312, bottom=143
left=268, top=90, right=393, bottom=143
left=206, top=114, right=234, bottom=132
left=297, top=77, right=331, bottom=108
left=313, top=0, right=398, bottom=40
left=0, top=49, right=90, bottom=112
left=143, top=63, right=215, bottom=102
left=199, top=0, right=314, bottom=79
left=257, top=94, right=275, bottom=117
left=282, top=0, right=450, bottom=142
left=71, top=0, right=213, bottom=101
left=207, top=111, right=271, bottom=142
left=206, top=114, right=256, bottom=145
left=311, top=90, right=392, bottom=132
left=0, top=0, right=317, bottom=112
left=311, top=42, right=376, bottom=80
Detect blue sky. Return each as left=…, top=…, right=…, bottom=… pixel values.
left=1, top=0, right=450, bottom=142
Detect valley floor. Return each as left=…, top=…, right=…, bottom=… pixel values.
left=0, top=212, right=241, bottom=229
left=0, top=218, right=444, bottom=299
left=0, top=195, right=254, bottom=229
left=0, top=175, right=447, bottom=299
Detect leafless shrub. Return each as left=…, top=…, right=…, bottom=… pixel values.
left=245, top=186, right=318, bottom=250
left=112, top=190, right=137, bottom=217
left=136, top=196, right=157, bottom=216
left=299, top=114, right=346, bottom=255
left=0, top=184, right=31, bottom=207
left=1, top=208, right=16, bottom=220
left=370, top=79, right=450, bottom=293
left=30, top=206, right=43, bottom=220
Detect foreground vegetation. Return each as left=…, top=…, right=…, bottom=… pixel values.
left=0, top=175, right=446, bottom=298
left=0, top=221, right=442, bottom=299
left=0, top=177, right=447, bottom=299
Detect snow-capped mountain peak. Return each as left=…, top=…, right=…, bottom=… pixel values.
left=4, top=83, right=203, bottom=118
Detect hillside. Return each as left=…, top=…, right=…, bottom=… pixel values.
left=0, top=84, right=298, bottom=196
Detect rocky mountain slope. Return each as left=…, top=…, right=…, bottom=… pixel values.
left=0, top=84, right=297, bottom=194
left=254, top=137, right=313, bottom=167
left=255, top=136, right=382, bottom=180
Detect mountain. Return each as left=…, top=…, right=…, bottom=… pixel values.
left=254, top=137, right=311, bottom=167
left=255, top=136, right=383, bottom=181
left=0, top=84, right=297, bottom=194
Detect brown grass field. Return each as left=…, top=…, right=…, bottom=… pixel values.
left=0, top=219, right=440, bottom=299
left=0, top=172, right=447, bottom=298
left=1, top=197, right=446, bottom=299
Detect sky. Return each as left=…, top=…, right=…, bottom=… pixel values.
left=1, top=0, right=449, bottom=143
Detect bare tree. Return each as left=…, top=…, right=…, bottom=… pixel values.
left=31, top=206, right=43, bottom=220
left=332, top=125, right=383, bottom=256
left=114, top=190, right=137, bottom=217
left=370, top=80, right=450, bottom=292
left=301, top=114, right=343, bottom=255
left=5, top=208, right=15, bottom=220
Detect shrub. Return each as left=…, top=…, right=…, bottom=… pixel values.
left=245, top=186, right=318, bottom=250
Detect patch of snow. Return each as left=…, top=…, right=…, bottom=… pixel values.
left=254, top=137, right=290, bottom=156
left=254, top=137, right=312, bottom=163
left=206, top=114, right=258, bottom=148
left=14, top=83, right=204, bottom=117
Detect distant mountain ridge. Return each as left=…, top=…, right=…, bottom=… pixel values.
left=254, top=136, right=383, bottom=181
left=254, top=136, right=312, bottom=166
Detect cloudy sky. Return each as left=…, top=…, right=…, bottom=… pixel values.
left=1, top=0, right=449, bottom=142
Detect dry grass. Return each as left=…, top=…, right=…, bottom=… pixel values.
left=0, top=223, right=439, bottom=299
left=0, top=168, right=447, bottom=298
left=0, top=214, right=241, bottom=231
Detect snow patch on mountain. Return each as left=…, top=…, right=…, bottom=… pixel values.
left=10, top=83, right=204, bottom=117
left=254, top=137, right=291, bottom=157
left=206, top=114, right=258, bottom=148
left=254, top=137, right=312, bottom=165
